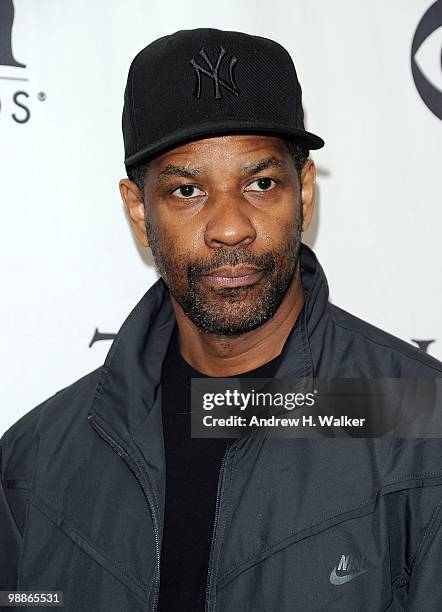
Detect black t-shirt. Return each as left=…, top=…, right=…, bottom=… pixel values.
left=157, top=324, right=293, bottom=611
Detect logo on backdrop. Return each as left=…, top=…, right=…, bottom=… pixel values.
left=411, top=0, right=442, bottom=119
left=0, top=0, right=25, bottom=67
left=190, top=47, right=239, bottom=100
left=88, top=328, right=437, bottom=357
left=0, top=0, right=46, bottom=123
left=411, top=339, right=436, bottom=353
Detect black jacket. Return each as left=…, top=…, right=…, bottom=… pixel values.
left=1, top=244, right=442, bottom=611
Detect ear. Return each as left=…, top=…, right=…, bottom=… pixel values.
left=299, top=159, right=316, bottom=232
left=119, top=179, right=149, bottom=247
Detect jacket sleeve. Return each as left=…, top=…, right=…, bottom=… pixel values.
left=0, top=436, right=22, bottom=590
left=405, top=497, right=442, bottom=610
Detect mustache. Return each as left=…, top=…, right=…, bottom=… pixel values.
left=186, top=248, right=277, bottom=280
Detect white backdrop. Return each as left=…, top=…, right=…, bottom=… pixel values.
left=1, top=0, right=441, bottom=435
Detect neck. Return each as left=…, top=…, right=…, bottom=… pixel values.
left=170, top=260, right=305, bottom=376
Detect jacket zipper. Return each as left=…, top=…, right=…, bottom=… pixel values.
left=88, top=414, right=160, bottom=612
left=205, top=439, right=236, bottom=612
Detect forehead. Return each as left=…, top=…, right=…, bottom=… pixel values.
left=149, top=134, right=291, bottom=170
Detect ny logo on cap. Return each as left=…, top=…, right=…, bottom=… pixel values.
left=190, top=46, right=239, bottom=100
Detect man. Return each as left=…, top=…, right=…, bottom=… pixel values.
left=1, top=28, right=441, bottom=612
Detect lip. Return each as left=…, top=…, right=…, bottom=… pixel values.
left=202, top=266, right=264, bottom=287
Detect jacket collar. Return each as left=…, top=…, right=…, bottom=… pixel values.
left=88, top=243, right=329, bottom=441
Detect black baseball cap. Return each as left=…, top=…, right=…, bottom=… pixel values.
left=122, top=28, right=324, bottom=167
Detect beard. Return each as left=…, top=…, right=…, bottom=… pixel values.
left=145, top=209, right=303, bottom=337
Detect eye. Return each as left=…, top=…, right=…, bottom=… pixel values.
left=245, top=177, right=277, bottom=192
left=171, top=185, right=205, bottom=199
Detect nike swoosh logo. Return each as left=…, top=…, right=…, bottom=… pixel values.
left=329, top=567, right=369, bottom=585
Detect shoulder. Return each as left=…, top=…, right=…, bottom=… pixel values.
left=1, top=367, right=103, bottom=476
left=322, top=302, right=442, bottom=376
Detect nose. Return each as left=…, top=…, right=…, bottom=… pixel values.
left=204, top=190, right=257, bottom=248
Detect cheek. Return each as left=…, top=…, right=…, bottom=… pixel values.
left=163, top=219, right=207, bottom=257
left=254, top=195, right=299, bottom=238
left=190, top=224, right=208, bottom=252
left=155, top=224, right=201, bottom=264
left=254, top=215, right=297, bottom=249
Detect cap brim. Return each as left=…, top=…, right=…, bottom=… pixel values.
left=124, top=120, right=324, bottom=166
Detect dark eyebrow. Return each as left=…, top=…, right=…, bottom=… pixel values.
left=242, top=156, right=285, bottom=177
left=156, top=164, right=203, bottom=185
left=155, top=156, right=284, bottom=186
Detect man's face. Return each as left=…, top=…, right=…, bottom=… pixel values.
left=136, top=135, right=308, bottom=336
